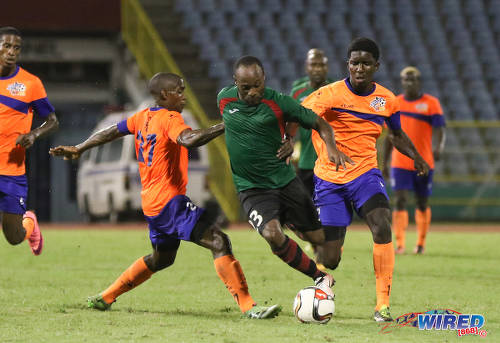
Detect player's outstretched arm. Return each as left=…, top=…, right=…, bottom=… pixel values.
left=312, top=117, right=355, bottom=171
left=389, top=128, right=430, bottom=176
left=49, top=124, right=125, bottom=160
left=177, top=122, right=224, bottom=148
left=16, top=113, right=59, bottom=149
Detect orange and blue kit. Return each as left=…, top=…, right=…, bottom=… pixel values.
left=0, top=65, right=54, bottom=214
left=302, top=79, right=400, bottom=226
left=117, top=107, right=204, bottom=247
left=389, top=93, right=445, bottom=196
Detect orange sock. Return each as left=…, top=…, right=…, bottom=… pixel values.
left=373, top=242, right=395, bottom=311
left=392, top=210, right=408, bottom=249
left=22, top=217, right=34, bottom=240
left=101, top=257, right=154, bottom=304
left=415, top=208, right=431, bottom=247
left=214, top=255, right=256, bottom=312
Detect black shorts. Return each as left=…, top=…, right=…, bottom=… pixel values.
left=297, top=168, right=314, bottom=197
left=238, top=177, right=321, bottom=233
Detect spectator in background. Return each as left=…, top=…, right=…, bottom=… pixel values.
left=382, top=66, right=446, bottom=255
left=0, top=26, right=59, bottom=256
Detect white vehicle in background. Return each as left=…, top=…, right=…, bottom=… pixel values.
left=77, top=107, right=210, bottom=222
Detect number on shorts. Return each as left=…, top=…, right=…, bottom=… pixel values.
left=248, top=210, right=263, bottom=230
left=186, top=201, right=197, bottom=211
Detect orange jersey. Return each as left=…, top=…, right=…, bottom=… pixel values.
left=0, top=66, right=54, bottom=175
left=117, top=107, right=191, bottom=216
left=302, top=79, right=400, bottom=184
left=391, top=94, right=445, bottom=170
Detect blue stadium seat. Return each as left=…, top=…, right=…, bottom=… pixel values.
left=195, top=0, right=216, bottom=12
left=229, top=12, right=251, bottom=29
left=261, top=0, right=283, bottom=13
left=206, top=11, right=227, bottom=28
left=218, top=0, right=238, bottom=12
left=182, top=12, right=203, bottom=29
left=174, top=0, right=194, bottom=13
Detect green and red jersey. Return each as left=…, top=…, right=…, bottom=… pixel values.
left=218, top=86, right=318, bottom=192
left=290, top=78, right=333, bottom=170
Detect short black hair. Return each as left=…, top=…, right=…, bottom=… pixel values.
left=347, top=37, right=380, bottom=61
left=233, top=55, right=265, bottom=73
left=0, top=27, right=22, bottom=38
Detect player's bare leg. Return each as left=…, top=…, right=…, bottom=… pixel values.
left=393, top=190, right=409, bottom=254
left=1, top=211, right=43, bottom=255
left=196, top=224, right=281, bottom=319
left=414, top=195, right=430, bottom=254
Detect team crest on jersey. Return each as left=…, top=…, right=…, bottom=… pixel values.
left=370, top=96, right=386, bottom=111
left=415, top=102, right=429, bottom=112
left=7, top=82, right=26, bottom=96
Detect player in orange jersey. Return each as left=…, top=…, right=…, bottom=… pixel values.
left=50, top=73, right=281, bottom=319
left=382, top=66, right=446, bottom=255
left=0, top=27, right=59, bottom=256
left=302, top=38, right=429, bottom=322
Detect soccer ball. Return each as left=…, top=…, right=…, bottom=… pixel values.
left=293, top=286, right=335, bottom=324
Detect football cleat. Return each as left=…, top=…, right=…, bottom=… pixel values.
left=314, top=273, right=335, bottom=297
left=413, top=245, right=425, bottom=254
left=87, top=294, right=112, bottom=311
left=374, top=305, right=394, bottom=322
left=244, top=304, right=282, bottom=319
left=24, top=211, right=43, bottom=255
left=395, top=246, right=406, bottom=255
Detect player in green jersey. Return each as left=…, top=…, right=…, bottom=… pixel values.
left=289, top=49, right=333, bottom=271
left=218, top=56, right=353, bottom=295
left=290, top=48, right=333, bottom=196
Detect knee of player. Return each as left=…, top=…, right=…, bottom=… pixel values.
left=323, top=255, right=341, bottom=271
left=260, top=221, right=284, bottom=244
left=211, top=229, right=231, bottom=252
left=395, top=197, right=407, bottom=210
left=2, top=230, right=25, bottom=245
left=144, top=254, right=173, bottom=272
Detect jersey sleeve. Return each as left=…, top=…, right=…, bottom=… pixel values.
left=385, top=95, right=402, bottom=131
left=166, top=112, right=191, bottom=142
left=280, top=94, right=318, bottom=129
left=117, top=113, right=138, bottom=135
left=30, top=77, right=54, bottom=118
left=301, top=87, right=334, bottom=118
left=431, top=98, right=446, bottom=127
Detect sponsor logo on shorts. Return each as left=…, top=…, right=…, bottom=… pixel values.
left=19, top=197, right=24, bottom=206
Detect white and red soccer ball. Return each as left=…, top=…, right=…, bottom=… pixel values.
left=293, top=286, right=335, bottom=324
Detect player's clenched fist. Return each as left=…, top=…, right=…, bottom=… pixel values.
left=49, top=146, right=81, bottom=160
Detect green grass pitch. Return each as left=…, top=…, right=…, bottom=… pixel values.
left=0, top=225, right=498, bottom=342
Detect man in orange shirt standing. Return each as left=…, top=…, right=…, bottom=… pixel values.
left=50, top=72, right=281, bottom=319
left=0, top=27, right=59, bottom=256
left=302, top=38, right=429, bottom=321
left=382, top=66, right=446, bottom=255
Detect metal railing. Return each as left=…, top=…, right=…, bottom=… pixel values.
left=121, top=0, right=239, bottom=221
